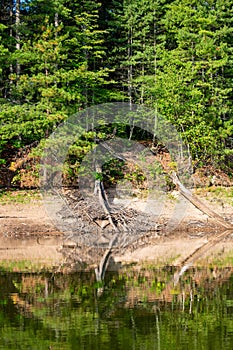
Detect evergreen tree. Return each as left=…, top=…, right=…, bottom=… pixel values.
left=0, top=0, right=111, bottom=185
left=145, top=0, right=233, bottom=166
left=0, top=0, right=232, bottom=187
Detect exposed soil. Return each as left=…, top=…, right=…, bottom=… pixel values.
left=0, top=189, right=232, bottom=272
left=0, top=201, right=63, bottom=269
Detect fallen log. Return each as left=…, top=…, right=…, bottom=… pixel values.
left=96, top=178, right=118, bottom=231
left=171, top=172, right=233, bottom=229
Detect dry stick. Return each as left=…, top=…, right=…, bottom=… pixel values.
left=97, top=179, right=118, bottom=232
left=95, top=162, right=118, bottom=231
left=171, top=171, right=233, bottom=229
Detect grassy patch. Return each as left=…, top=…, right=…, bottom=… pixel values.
left=0, top=189, right=41, bottom=205
left=194, top=186, right=233, bottom=206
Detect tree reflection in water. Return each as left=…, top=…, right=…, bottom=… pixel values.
left=0, top=266, right=232, bottom=349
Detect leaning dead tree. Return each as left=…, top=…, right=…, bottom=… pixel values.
left=94, top=164, right=119, bottom=233
left=171, top=172, right=233, bottom=230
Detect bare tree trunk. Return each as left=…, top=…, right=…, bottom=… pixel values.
left=152, top=11, right=158, bottom=146
left=171, top=172, right=233, bottom=229
left=139, top=41, right=145, bottom=105
left=127, top=24, right=134, bottom=140
left=127, top=26, right=133, bottom=110
left=9, top=3, right=13, bottom=84
left=95, top=164, right=118, bottom=232
left=94, top=160, right=120, bottom=284
left=15, top=0, right=20, bottom=78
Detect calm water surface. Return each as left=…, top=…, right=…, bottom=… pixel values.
left=0, top=267, right=232, bottom=349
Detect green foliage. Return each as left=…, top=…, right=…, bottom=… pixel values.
left=144, top=0, right=233, bottom=165
left=0, top=189, right=41, bottom=204
left=0, top=0, right=232, bottom=188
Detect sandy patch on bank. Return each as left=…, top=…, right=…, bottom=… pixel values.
left=0, top=201, right=63, bottom=269
left=0, top=191, right=232, bottom=271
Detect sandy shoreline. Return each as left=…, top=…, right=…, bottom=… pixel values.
left=0, top=192, right=232, bottom=272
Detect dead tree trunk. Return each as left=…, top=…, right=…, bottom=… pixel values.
left=15, top=0, right=21, bottom=78
left=171, top=172, right=233, bottom=229
left=95, top=165, right=118, bottom=232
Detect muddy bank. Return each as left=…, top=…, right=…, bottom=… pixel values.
left=0, top=229, right=232, bottom=273
left=0, top=192, right=232, bottom=272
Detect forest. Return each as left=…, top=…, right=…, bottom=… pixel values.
left=0, top=0, right=233, bottom=188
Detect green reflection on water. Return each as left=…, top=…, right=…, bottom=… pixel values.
left=0, top=267, right=232, bottom=350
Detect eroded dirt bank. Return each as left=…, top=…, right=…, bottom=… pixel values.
left=0, top=190, right=232, bottom=272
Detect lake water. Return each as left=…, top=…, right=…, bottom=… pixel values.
left=0, top=267, right=232, bottom=349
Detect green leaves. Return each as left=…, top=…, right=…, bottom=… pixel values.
left=141, top=0, right=233, bottom=166
left=0, top=0, right=232, bottom=187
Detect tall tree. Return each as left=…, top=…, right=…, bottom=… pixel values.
left=0, top=0, right=112, bottom=186
left=144, top=0, right=233, bottom=166
left=0, top=0, right=232, bottom=187
left=15, top=0, right=21, bottom=77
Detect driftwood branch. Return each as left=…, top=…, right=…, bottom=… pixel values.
left=96, top=178, right=119, bottom=232
left=171, top=172, right=233, bottom=229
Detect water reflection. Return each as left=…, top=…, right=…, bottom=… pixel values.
left=0, top=267, right=232, bottom=349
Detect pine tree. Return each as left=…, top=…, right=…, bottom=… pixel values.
left=145, top=0, right=233, bottom=166
left=0, top=0, right=112, bottom=186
